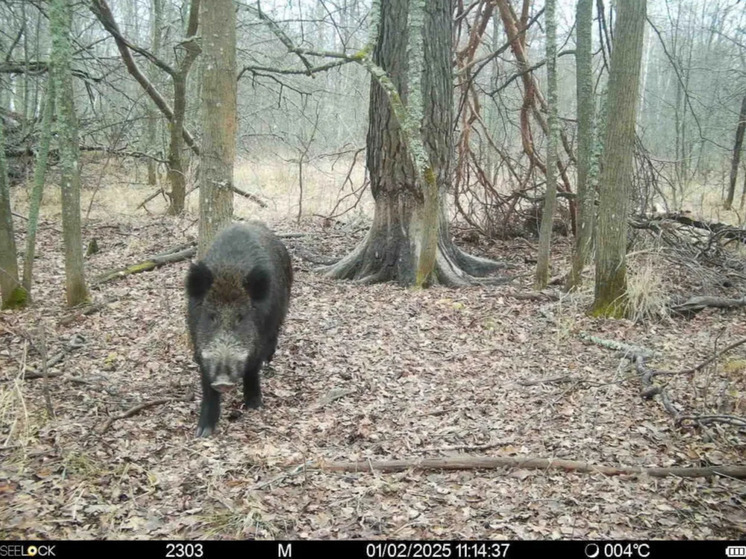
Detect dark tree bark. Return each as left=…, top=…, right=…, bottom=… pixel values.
left=725, top=93, right=746, bottom=210
left=322, top=0, right=502, bottom=286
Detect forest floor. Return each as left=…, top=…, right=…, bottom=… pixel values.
left=1, top=181, right=745, bottom=540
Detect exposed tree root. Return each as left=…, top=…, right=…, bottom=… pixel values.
left=320, top=228, right=510, bottom=287
left=584, top=333, right=746, bottom=429
left=302, top=455, right=746, bottom=479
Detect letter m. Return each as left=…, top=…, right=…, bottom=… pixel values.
left=278, top=544, right=292, bottom=558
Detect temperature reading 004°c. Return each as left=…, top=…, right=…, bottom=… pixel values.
left=585, top=543, right=651, bottom=559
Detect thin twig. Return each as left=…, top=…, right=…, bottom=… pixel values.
left=654, top=337, right=746, bottom=376
left=98, top=391, right=194, bottom=434
left=38, top=325, right=55, bottom=419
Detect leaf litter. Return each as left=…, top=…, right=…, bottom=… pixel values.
left=0, top=214, right=744, bottom=540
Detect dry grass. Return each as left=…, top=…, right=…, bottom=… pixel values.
left=0, top=342, right=40, bottom=451
left=624, top=253, right=671, bottom=323
left=10, top=154, right=372, bottom=226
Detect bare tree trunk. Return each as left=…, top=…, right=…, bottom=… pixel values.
left=0, top=92, right=27, bottom=309
left=51, top=0, right=88, bottom=307
left=197, top=0, right=235, bottom=256
left=567, top=0, right=596, bottom=291
left=22, top=78, right=55, bottom=295
left=591, top=0, right=646, bottom=318
left=534, top=0, right=558, bottom=290
left=725, top=93, right=746, bottom=210
left=167, top=0, right=200, bottom=216
left=145, top=0, right=163, bottom=187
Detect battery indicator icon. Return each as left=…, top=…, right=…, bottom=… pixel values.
left=726, top=547, right=746, bottom=558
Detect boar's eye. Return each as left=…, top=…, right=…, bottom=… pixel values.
left=206, top=310, right=219, bottom=324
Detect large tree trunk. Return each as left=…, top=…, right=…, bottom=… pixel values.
left=322, top=0, right=503, bottom=287
left=197, top=0, right=235, bottom=256
left=591, top=0, right=647, bottom=317
left=534, top=0, right=558, bottom=290
left=567, top=0, right=596, bottom=291
left=724, top=93, right=746, bottom=210
left=0, top=92, right=27, bottom=309
left=51, top=0, right=88, bottom=307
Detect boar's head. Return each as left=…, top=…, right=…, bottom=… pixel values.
left=186, top=261, right=270, bottom=392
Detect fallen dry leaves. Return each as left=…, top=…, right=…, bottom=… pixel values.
left=0, top=214, right=744, bottom=540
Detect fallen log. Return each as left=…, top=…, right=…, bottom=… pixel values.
left=302, top=455, right=746, bottom=479
left=671, top=296, right=746, bottom=314
left=634, top=212, right=746, bottom=244
left=92, top=246, right=196, bottom=285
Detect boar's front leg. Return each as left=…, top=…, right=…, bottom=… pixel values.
left=243, top=358, right=263, bottom=409
left=196, top=373, right=221, bottom=437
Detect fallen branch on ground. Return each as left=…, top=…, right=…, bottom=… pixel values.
left=508, top=290, right=560, bottom=302
left=579, top=332, right=656, bottom=358
left=302, top=455, right=746, bottom=479
left=58, top=298, right=115, bottom=326
left=37, top=326, right=55, bottom=419
left=583, top=333, right=746, bottom=429
left=654, top=337, right=746, bottom=376
left=21, top=333, right=86, bottom=379
left=633, top=355, right=680, bottom=417
left=646, top=212, right=746, bottom=244
left=677, top=414, right=746, bottom=428
left=517, top=375, right=580, bottom=386
left=671, top=296, right=746, bottom=315
left=98, top=391, right=194, bottom=434
left=92, top=246, right=196, bottom=285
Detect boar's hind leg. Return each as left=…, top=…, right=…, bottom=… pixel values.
left=243, top=360, right=263, bottom=409
left=196, top=375, right=221, bottom=437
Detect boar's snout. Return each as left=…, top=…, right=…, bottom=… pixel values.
left=200, top=341, right=249, bottom=391
left=211, top=381, right=235, bottom=393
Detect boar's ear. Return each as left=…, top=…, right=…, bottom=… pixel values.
left=244, top=267, right=270, bottom=302
left=186, top=262, right=214, bottom=300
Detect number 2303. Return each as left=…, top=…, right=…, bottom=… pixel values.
left=165, top=543, right=204, bottom=558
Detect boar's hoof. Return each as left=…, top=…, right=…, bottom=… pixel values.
left=195, top=424, right=215, bottom=438
left=244, top=395, right=263, bottom=409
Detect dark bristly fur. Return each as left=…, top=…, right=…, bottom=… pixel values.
left=186, top=222, right=293, bottom=437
